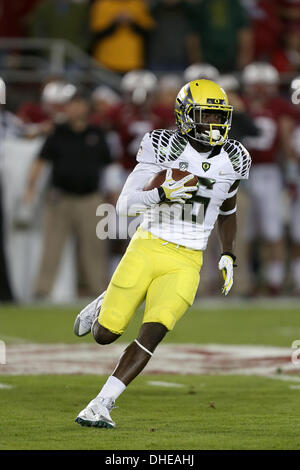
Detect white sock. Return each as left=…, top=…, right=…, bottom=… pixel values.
left=97, top=375, right=126, bottom=401
left=265, top=261, right=284, bottom=287
left=292, top=259, right=300, bottom=289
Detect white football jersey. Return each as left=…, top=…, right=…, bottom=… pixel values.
left=117, top=130, right=251, bottom=250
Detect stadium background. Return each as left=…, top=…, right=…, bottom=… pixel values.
left=0, top=0, right=300, bottom=302
left=1, top=0, right=300, bottom=451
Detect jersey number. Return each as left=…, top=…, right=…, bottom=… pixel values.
left=244, top=116, right=277, bottom=151
left=181, top=177, right=215, bottom=224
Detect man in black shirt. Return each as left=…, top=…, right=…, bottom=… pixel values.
left=24, top=92, right=112, bottom=297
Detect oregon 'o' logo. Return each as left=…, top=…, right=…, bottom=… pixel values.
left=207, top=98, right=225, bottom=105
left=202, top=162, right=211, bottom=172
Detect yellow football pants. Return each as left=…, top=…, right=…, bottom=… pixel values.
left=98, top=228, right=203, bottom=334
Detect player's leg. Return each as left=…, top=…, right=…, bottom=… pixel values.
left=80, top=257, right=200, bottom=427
left=74, top=228, right=149, bottom=338
left=247, top=164, right=285, bottom=295
left=92, top=320, right=121, bottom=344
left=289, top=187, right=300, bottom=294
left=97, top=264, right=200, bottom=397
left=110, top=322, right=168, bottom=384
left=75, top=322, right=166, bottom=429
left=259, top=165, right=285, bottom=294
left=76, top=236, right=202, bottom=428
left=244, top=166, right=261, bottom=295
left=232, top=187, right=252, bottom=295
left=98, top=242, right=201, bottom=385
left=75, top=235, right=154, bottom=427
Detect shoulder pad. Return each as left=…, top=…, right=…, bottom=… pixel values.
left=136, top=132, right=156, bottom=164
left=150, top=129, right=188, bottom=163
left=222, top=139, right=251, bottom=179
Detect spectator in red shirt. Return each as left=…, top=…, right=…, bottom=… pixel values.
left=90, top=85, right=122, bottom=130
left=242, top=0, right=283, bottom=61
left=272, top=24, right=300, bottom=76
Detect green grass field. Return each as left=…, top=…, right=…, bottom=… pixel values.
left=1, top=301, right=300, bottom=450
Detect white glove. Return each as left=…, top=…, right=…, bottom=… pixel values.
left=218, top=253, right=236, bottom=296
left=159, top=168, right=198, bottom=204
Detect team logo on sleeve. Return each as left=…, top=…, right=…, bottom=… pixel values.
left=202, top=162, right=211, bottom=172
left=179, top=161, right=189, bottom=170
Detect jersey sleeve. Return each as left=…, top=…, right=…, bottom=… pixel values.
left=223, top=139, right=252, bottom=180
left=116, top=162, right=161, bottom=217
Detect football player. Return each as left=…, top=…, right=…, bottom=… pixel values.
left=288, top=77, right=300, bottom=294
left=107, top=69, right=161, bottom=173
left=242, top=62, right=298, bottom=295
left=151, top=74, right=183, bottom=130
left=183, top=63, right=220, bottom=83
left=74, top=79, right=251, bottom=428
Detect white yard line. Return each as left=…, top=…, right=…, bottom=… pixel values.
left=265, top=374, right=300, bottom=383
left=0, top=383, right=13, bottom=389
left=1, top=343, right=300, bottom=377
left=0, top=335, right=29, bottom=344
left=147, top=381, right=184, bottom=388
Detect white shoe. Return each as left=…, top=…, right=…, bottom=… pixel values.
left=75, top=397, right=116, bottom=428
left=73, top=291, right=106, bottom=337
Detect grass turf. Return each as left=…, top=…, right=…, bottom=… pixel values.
left=1, top=303, right=300, bottom=346
left=1, top=303, right=300, bottom=450
left=0, top=374, right=300, bottom=450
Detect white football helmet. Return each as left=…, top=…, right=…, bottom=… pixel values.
left=91, top=86, right=121, bottom=106
left=121, top=70, right=157, bottom=105
left=183, top=63, right=220, bottom=83
left=42, top=81, right=77, bottom=104
left=242, top=62, right=280, bottom=85
left=157, top=74, right=182, bottom=92
left=218, top=74, right=240, bottom=92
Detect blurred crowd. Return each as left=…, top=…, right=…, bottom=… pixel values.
left=1, top=0, right=300, bottom=302
left=1, top=0, right=300, bottom=77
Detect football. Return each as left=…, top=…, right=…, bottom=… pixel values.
left=143, top=169, right=198, bottom=191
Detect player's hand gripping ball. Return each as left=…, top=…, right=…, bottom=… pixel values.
left=144, top=168, right=199, bottom=204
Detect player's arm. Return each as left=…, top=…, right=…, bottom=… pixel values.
left=117, top=132, right=198, bottom=216
left=116, top=164, right=197, bottom=216
left=116, top=163, right=163, bottom=216
left=217, top=180, right=239, bottom=295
